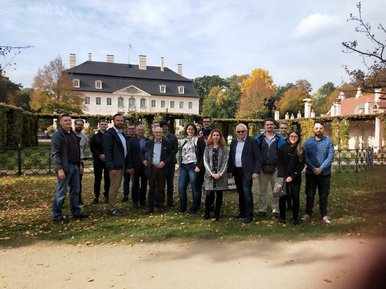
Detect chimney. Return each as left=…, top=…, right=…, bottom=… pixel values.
left=139, top=55, right=147, bottom=70
left=364, top=100, right=371, bottom=114
left=355, top=87, right=362, bottom=98
left=177, top=64, right=182, bottom=75
left=160, top=57, right=164, bottom=72
left=107, top=54, right=114, bottom=63
left=374, top=88, right=382, bottom=102
left=69, top=53, right=76, bottom=68
left=339, top=91, right=345, bottom=101
left=88, top=53, right=92, bottom=61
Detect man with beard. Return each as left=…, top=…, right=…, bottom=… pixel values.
left=303, top=121, right=334, bottom=224
left=103, top=114, right=130, bottom=216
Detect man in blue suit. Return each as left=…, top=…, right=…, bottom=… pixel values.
left=103, top=114, right=130, bottom=216
left=228, top=123, right=261, bottom=224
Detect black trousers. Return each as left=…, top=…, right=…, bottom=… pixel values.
left=305, top=174, right=331, bottom=217
left=132, top=168, right=147, bottom=206
left=93, top=161, right=110, bottom=199
left=279, top=178, right=301, bottom=221
left=204, top=190, right=223, bottom=218
left=234, top=168, right=254, bottom=218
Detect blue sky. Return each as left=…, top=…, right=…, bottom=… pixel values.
left=1, top=0, right=385, bottom=92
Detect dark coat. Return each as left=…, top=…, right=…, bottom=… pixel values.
left=165, top=132, right=178, bottom=165
left=90, top=130, right=105, bottom=165
left=277, top=142, right=305, bottom=181
left=102, top=127, right=130, bottom=171
left=127, top=137, right=148, bottom=172
left=51, top=128, right=80, bottom=173
left=228, top=136, right=261, bottom=179
left=178, top=136, right=206, bottom=171
left=142, top=138, right=173, bottom=177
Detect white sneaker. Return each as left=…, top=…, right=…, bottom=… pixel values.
left=322, top=216, right=331, bottom=224
left=302, top=214, right=311, bottom=221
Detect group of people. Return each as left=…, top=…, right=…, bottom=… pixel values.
left=51, top=114, right=334, bottom=226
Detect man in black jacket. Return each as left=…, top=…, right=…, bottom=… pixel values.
left=228, top=123, right=260, bottom=224
left=142, top=126, right=172, bottom=214
left=90, top=119, right=110, bottom=204
left=103, top=114, right=130, bottom=216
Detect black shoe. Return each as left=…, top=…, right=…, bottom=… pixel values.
left=278, top=218, right=286, bottom=224
left=92, top=198, right=99, bottom=204
left=132, top=202, right=139, bottom=208
left=111, top=209, right=124, bottom=217
left=186, top=210, right=198, bottom=215
left=215, top=216, right=220, bottom=221
left=145, top=208, right=154, bottom=215
left=272, top=212, right=279, bottom=219
left=103, top=196, right=109, bottom=203
left=121, top=196, right=129, bottom=202
left=73, top=213, right=89, bottom=219
left=233, top=214, right=245, bottom=219
left=293, top=219, right=300, bottom=225
left=167, top=203, right=175, bottom=207
left=257, top=211, right=267, bottom=217
left=203, top=215, right=210, bottom=220
left=243, top=217, right=253, bottom=224
left=53, top=216, right=68, bottom=224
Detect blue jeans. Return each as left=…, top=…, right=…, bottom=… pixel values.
left=178, top=163, right=201, bottom=212
left=53, top=163, right=81, bottom=220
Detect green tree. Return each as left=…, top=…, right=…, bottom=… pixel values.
left=193, top=75, right=228, bottom=113
left=311, top=82, right=336, bottom=115
left=29, top=56, right=83, bottom=113
left=0, top=73, right=20, bottom=104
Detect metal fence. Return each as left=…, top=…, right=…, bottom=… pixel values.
left=0, top=146, right=385, bottom=176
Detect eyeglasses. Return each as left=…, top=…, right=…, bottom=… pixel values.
left=289, top=135, right=299, bottom=138
left=236, top=130, right=246, bottom=133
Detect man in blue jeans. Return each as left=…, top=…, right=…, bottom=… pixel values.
left=52, top=114, right=89, bottom=222
left=303, top=121, right=335, bottom=224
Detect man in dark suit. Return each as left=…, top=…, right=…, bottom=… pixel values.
left=102, top=114, right=130, bottom=216
left=142, top=126, right=172, bottom=214
left=228, top=123, right=260, bottom=224
left=90, top=119, right=110, bottom=204
left=127, top=124, right=148, bottom=207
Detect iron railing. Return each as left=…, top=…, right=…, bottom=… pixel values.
left=0, top=146, right=385, bottom=176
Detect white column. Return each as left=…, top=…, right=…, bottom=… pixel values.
left=274, top=110, right=280, bottom=121
left=374, top=117, right=382, bottom=150
left=303, top=98, right=312, bottom=118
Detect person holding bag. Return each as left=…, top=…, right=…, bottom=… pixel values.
left=277, top=129, right=305, bottom=225
left=203, top=129, right=229, bottom=221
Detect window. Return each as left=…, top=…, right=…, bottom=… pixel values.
left=118, top=97, right=124, bottom=107
left=188, top=102, right=192, bottom=109
left=96, top=97, right=101, bottom=105
left=151, top=100, right=156, bottom=107
left=129, top=97, right=136, bottom=108
left=107, top=98, right=112, bottom=105
left=160, top=84, right=166, bottom=93
left=85, top=96, right=90, bottom=104
left=178, top=86, right=185, bottom=94
left=170, top=101, right=175, bottom=108
left=95, top=80, right=102, bottom=89
left=73, top=79, right=80, bottom=88
left=140, top=98, right=146, bottom=108
left=161, top=100, right=165, bottom=108
left=179, top=101, right=184, bottom=109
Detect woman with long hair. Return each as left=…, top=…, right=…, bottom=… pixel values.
left=277, top=129, right=305, bottom=225
left=203, top=129, right=229, bottom=221
left=178, top=123, right=206, bottom=214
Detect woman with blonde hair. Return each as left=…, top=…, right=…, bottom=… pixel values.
left=203, top=129, right=229, bottom=221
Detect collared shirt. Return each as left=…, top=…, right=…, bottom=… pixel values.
left=152, top=140, right=162, bottom=164
left=235, top=138, right=246, bottom=167
left=113, top=127, right=127, bottom=158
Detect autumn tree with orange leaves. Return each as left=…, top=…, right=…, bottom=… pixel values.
left=236, top=68, right=276, bottom=119
left=30, top=56, right=83, bottom=114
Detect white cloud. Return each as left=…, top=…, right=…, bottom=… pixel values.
left=293, top=13, right=341, bottom=40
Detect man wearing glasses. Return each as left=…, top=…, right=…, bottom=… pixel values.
left=228, top=124, right=261, bottom=224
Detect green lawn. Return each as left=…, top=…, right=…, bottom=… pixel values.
left=0, top=167, right=385, bottom=246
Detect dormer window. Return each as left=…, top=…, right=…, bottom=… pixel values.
left=178, top=86, right=185, bottom=94
left=160, top=84, right=166, bottom=93
left=73, top=79, right=80, bottom=88
left=95, top=80, right=103, bottom=89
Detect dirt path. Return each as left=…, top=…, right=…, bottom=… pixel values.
left=1, top=238, right=385, bottom=289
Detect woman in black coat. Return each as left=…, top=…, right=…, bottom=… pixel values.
left=277, top=130, right=305, bottom=225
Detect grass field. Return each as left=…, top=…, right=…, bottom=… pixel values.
left=0, top=166, right=385, bottom=246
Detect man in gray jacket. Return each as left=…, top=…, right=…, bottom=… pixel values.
left=52, top=114, right=88, bottom=222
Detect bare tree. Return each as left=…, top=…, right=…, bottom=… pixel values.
left=342, top=2, right=386, bottom=91
left=0, top=45, right=33, bottom=73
